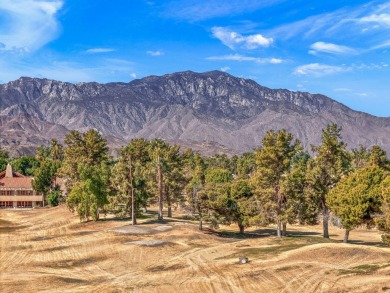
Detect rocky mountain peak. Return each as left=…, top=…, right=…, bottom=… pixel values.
left=0, top=71, right=389, bottom=156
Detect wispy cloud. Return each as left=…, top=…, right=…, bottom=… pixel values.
left=130, top=73, right=137, bottom=79
left=161, top=0, right=284, bottom=21
left=207, top=54, right=282, bottom=64
left=359, top=13, right=390, bottom=26
left=266, top=2, right=389, bottom=40
left=0, top=0, right=63, bottom=52
left=146, top=50, right=164, bottom=56
left=309, top=42, right=357, bottom=55
left=294, top=63, right=350, bottom=77
left=220, top=66, right=230, bottom=72
left=85, top=48, right=116, bottom=54
left=212, top=27, right=273, bottom=50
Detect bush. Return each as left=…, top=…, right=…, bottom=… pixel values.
left=381, top=234, right=390, bottom=246
left=47, top=190, right=62, bottom=207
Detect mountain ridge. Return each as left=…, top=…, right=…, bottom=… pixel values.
left=1, top=70, right=389, bottom=156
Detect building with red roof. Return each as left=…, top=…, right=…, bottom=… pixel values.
left=0, top=164, right=44, bottom=208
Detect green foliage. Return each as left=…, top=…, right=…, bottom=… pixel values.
left=10, top=155, right=39, bottom=176
left=251, top=129, right=302, bottom=235
left=207, top=154, right=232, bottom=171
left=205, top=167, right=233, bottom=184
left=305, top=123, right=350, bottom=237
left=376, top=174, right=390, bottom=245
left=109, top=138, right=151, bottom=218
left=66, top=163, right=110, bottom=221
left=60, top=130, right=108, bottom=187
left=282, top=153, right=317, bottom=225
left=62, top=130, right=110, bottom=221
left=32, top=139, right=64, bottom=199
left=351, top=145, right=370, bottom=170
left=0, top=149, right=9, bottom=172
left=183, top=151, right=207, bottom=218
left=46, top=190, right=62, bottom=207
left=369, top=145, right=389, bottom=170
left=32, top=160, right=55, bottom=195
left=236, top=152, right=256, bottom=179
left=328, top=166, right=384, bottom=231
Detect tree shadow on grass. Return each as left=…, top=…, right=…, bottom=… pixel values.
left=203, top=228, right=273, bottom=240
left=347, top=239, right=385, bottom=247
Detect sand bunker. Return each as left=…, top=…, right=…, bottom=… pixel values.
left=127, top=240, right=169, bottom=246
left=107, top=225, right=173, bottom=235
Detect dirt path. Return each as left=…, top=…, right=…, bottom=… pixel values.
left=1, top=206, right=389, bottom=293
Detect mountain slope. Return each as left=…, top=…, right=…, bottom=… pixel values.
left=0, top=71, right=389, bottom=156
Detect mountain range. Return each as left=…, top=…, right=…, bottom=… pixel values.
left=1, top=70, right=389, bottom=156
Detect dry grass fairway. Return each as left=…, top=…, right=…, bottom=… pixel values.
left=1, top=206, right=390, bottom=293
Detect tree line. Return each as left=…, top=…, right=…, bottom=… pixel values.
left=1, top=124, right=389, bottom=244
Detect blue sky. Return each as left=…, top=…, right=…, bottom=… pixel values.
left=0, top=0, right=389, bottom=116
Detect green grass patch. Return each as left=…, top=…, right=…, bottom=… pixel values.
left=275, top=264, right=304, bottom=272
left=338, top=263, right=390, bottom=275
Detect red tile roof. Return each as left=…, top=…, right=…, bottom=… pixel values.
left=0, top=177, right=33, bottom=188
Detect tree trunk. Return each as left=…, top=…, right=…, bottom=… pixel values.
left=167, top=193, right=172, bottom=218
left=198, top=208, right=203, bottom=231
left=323, top=207, right=330, bottom=238
left=129, top=153, right=136, bottom=225
left=343, top=229, right=350, bottom=243
left=239, top=223, right=245, bottom=234
left=282, top=223, right=287, bottom=237
left=157, top=161, right=163, bottom=220
left=276, top=221, right=282, bottom=237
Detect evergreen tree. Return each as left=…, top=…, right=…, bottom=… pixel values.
left=376, top=175, right=390, bottom=245
left=282, top=152, right=317, bottom=228
left=306, top=124, right=350, bottom=238
left=32, top=140, right=64, bottom=206
left=148, top=139, right=183, bottom=220
left=369, top=145, right=390, bottom=170
left=236, top=152, right=256, bottom=179
left=67, top=163, right=110, bottom=221
left=110, top=139, right=150, bottom=224
left=328, top=166, right=385, bottom=243
left=207, top=179, right=254, bottom=233
left=183, top=151, right=207, bottom=230
left=61, top=130, right=110, bottom=220
left=351, top=145, right=370, bottom=170
left=11, top=155, right=39, bottom=176
left=252, top=129, right=302, bottom=237
left=0, top=149, right=9, bottom=171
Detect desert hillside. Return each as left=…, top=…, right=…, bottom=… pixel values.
left=1, top=206, right=389, bottom=293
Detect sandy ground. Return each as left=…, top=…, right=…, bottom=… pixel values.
left=1, top=206, right=390, bottom=293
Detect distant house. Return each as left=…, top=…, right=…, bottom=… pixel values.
left=0, top=164, right=44, bottom=208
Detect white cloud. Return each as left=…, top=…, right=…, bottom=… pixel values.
left=294, top=63, right=350, bottom=77
left=211, top=27, right=273, bottom=50
left=220, top=66, right=230, bottom=72
left=85, top=48, right=116, bottom=54
left=360, top=13, right=390, bottom=26
left=130, top=73, right=137, bottom=79
left=146, top=50, right=164, bottom=56
left=309, top=42, right=356, bottom=55
left=0, top=0, right=63, bottom=52
left=207, top=54, right=282, bottom=64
